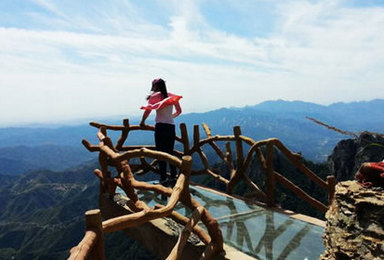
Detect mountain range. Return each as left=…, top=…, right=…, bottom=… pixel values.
left=1, top=99, right=382, bottom=173
left=0, top=162, right=98, bottom=259
left=0, top=161, right=156, bottom=259
left=0, top=99, right=383, bottom=259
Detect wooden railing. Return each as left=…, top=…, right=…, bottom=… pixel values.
left=69, top=118, right=336, bottom=259
left=69, top=209, right=104, bottom=260
left=70, top=123, right=224, bottom=259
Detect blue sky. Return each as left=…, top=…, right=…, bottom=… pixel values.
left=0, top=0, right=383, bottom=126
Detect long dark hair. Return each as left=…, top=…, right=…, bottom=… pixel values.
left=147, top=78, right=168, bottom=100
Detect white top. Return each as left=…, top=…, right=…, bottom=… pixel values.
left=155, top=105, right=174, bottom=124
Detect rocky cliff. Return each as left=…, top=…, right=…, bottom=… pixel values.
left=321, top=181, right=384, bottom=259
left=328, top=132, right=384, bottom=181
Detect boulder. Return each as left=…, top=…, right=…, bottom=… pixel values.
left=321, top=181, right=384, bottom=259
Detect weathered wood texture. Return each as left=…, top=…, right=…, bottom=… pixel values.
left=69, top=209, right=104, bottom=260
left=72, top=118, right=336, bottom=259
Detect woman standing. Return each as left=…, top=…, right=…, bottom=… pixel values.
left=140, top=78, right=182, bottom=186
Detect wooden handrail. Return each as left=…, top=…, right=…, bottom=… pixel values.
left=88, top=129, right=224, bottom=259
left=82, top=120, right=334, bottom=214
left=154, top=204, right=211, bottom=244
left=166, top=207, right=204, bottom=260
left=273, top=139, right=328, bottom=189
left=234, top=126, right=244, bottom=169
left=68, top=230, right=98, bottom=260
left=265, top=142, right=275, bottom=207
left=274, top=171, right=328, bottom=213
left=68, top=209, right=104, bottom=260
left=75, top=119, right=336, bottom=259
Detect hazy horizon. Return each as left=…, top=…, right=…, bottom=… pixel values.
left=1, top=98, right=382, bottom=128
left=1, top=1, right=384, bottom=126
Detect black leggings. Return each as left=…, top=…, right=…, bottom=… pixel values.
left=155, top=123, right=177, bottom=181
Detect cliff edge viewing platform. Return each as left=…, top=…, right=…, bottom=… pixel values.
left=69, top=119, right=336, bottom=259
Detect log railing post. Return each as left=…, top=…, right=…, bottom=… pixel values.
left=266, top=142, right=275, bottom=207
left=225, top=142, right=235, bottom=179
left=166, top=207, right=204, bottom=260
left=180, top=123, right=190, bottom=154
left=115, top=118, right=130, bottom=150
left=178, top=155, right=193, bottom=205
left=98, top=152, right=110, bottom=196
left=193, top=125, right=200, bottom=147
left=180, top=156, right=193, bottom=181
left=326, top=175, right=336, bottom=205
left=233, top=126, right=244, bottom=169
left=202, top=123, right=212, bottom=138
left=85, top=209, right=105, bottom=260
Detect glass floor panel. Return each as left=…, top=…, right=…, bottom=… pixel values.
left=214, top=209, right=324, bottom=260
left=118, top=184, right=325, bottom=260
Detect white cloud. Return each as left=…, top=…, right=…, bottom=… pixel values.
left=0, top=0, right=383, bottom=125
left=275, top=0, right=384, bottom=76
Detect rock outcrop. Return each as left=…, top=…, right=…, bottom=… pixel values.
left=321, top=181, right=384, bottom=259
left=328, top=132, right=384, bottom=181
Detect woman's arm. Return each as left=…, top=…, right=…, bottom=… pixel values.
left=172, top=102, right=182, bottom=118
left=140, top=109, right=151, bottom=127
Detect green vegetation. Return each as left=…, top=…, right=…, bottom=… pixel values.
left=1, top=99, right=383, bottom=258
left=0, top=160, right=158, bottom=259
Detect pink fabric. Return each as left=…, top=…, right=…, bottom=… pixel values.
left=141, top=92, right=182, bottom=110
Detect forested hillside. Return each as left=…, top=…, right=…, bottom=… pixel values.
left=0, top=99, right=383, bottom=259
left=0, top=161, right=156, bottom=260
left=0, top=145, right=96, bottom=176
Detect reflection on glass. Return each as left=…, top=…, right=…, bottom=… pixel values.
left=119, top=185, right=324, bottom=260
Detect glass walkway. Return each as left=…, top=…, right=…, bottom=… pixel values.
left=133, top=184, right=325, bottom=260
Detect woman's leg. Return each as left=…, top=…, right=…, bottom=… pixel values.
left=167, top=125, right=177, bottom=179
left=155, top=123, right=177, bottom=184
left=155, top=123, right=168, bottom=182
